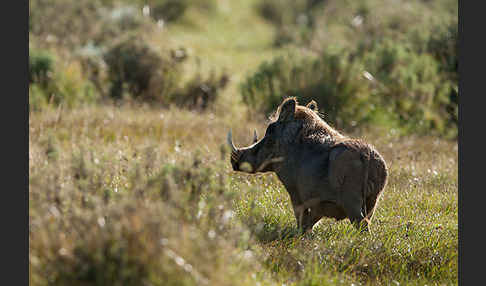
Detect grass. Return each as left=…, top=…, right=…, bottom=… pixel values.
left=158, top=0, right=296, bottom=115
left=29, top=104, right=457, bottom=285
left=29, top=1, right=457, bottom=285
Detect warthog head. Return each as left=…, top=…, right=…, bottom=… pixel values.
left=227, top=97, right=319, bottom=173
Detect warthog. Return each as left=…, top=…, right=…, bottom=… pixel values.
left=228, top=97, right=388, bottom=232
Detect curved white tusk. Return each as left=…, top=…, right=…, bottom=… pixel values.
left=227, top=130, right=237, bottom=152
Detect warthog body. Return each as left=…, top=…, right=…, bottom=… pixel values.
left=228, top=98, right=388, bottom=232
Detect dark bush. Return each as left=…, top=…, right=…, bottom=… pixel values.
left=171, top=71, right=230, bottom=110
left=29, top=48, right=54, bottom=86
left=103, top=36, right=180, bottom=102
left=103, top=37, right=227, bottom=110
left=427, top=20, right=458, bottom=129
left=135, top=0, right=217, bottom=23
left=427, top=21, right=458, bottom=78
left=150, top=0, right=188, bottom=22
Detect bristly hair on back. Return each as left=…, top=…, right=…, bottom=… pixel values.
left=270, top=97, right=347, bottom=144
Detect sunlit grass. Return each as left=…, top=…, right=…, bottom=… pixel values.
left=30, top=104, right=457, bottom=285
left=156, top=0, right=296, bottom=116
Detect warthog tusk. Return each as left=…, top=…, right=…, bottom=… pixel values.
left=227, top=130, right=237, bottom=152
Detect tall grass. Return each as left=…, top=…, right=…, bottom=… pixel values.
left=30, top=106, right=457, bottom=285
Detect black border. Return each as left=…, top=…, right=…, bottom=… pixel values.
left=4, top=0, right=29, bottom=285
left=458, top=0, right=480, bottom=285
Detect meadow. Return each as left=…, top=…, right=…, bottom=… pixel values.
left=29, top=0, right=458, bottom=285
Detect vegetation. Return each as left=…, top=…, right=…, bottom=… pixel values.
left=245, top=0, right=458, bottom=137
left=29, top=0, right=227, bottom=111
left=240, top=49, right=375, bottom=132
left=29, top=0, right=458, bottom=285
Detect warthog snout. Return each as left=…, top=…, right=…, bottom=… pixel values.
left=227, top=130, right=242, bottom=171
left=227, top=130, right=261, bottom=173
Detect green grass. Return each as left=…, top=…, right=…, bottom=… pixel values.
left=29, top=105, right=457, bottom=285
left=29, top=1, right=457, bottom=285
left=158, top=0, right=295, bottom=114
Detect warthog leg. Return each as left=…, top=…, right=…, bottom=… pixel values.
left=329, top=145, right=370, bottom=232
left=293, top=198, right=322, bottom=233
left=293, top=199, right=346, bottom=233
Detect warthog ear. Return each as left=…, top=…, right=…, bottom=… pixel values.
left=306, top=100, right=318, bottom=112
left=278, top=97, right=297, bottom=122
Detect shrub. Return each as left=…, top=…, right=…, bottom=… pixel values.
left=240, top=49, right=374, bottom=130
left=103, top=36, right=181, bottom=102
left=29, top=84, right=50, bottom=112
left=362, top=40, right=456, bottom=137
left=241, top=42, right=458, bottom=137
left=103, top=38, right=228, bottom=110
left=134, top=0, right=217, bottom=23
left=427, top=20, right=458, bottom=77
left=149, top=0, right=189, bottom=23
left=29, top=48, right=55, bottom=86
left=29, top=0, right=158, bottom=108
left=29, top=48, right=99, bottom=111
left=170, top=70, right=230, bottom=110
left=29, top=0, right=227, bottom=110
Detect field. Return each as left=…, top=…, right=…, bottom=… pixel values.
left=29, top=0, right=458, bottom=285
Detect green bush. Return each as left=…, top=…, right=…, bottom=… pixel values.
left=426, top=20, right=458, bottom=127
left=29, top=84, right=50, bottom=112
left=241, top=49, right=374, bottom=129
left=103, top=36, right=181, bottom=102
left=249, top=0, right=457, bottom=137
left=29, top=0, right=157, bottom=108
left=362, top=40, right=456, bottom=137
left=241, top=42, right=457, bottom=137
left=29, top=48, right=54, bottom=86
left=29, top=48, right=99, bottom=111
left=29, top=0, right=228, bottom=110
